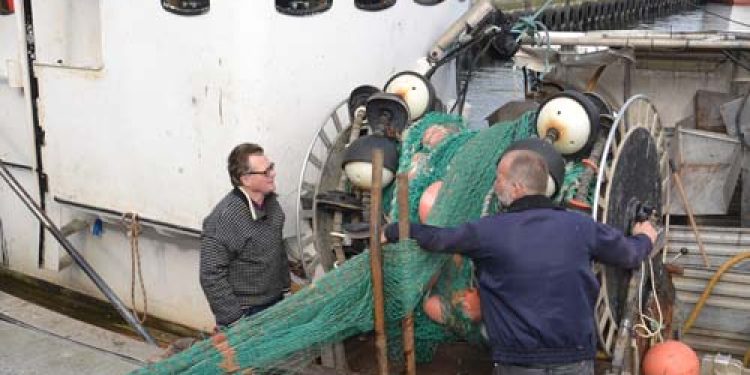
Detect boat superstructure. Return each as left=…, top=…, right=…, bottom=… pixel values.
left=0, top=0, right=466, bottom=332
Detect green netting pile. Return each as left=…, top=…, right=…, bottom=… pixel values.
left=135, top=110, right=595, bottom=374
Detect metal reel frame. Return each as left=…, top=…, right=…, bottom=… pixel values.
left=296, top=100, right=354, bottom=279
left=590, top=95, right=670, bottom=358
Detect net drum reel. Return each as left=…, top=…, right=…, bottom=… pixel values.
left=589, top=95, right=672, bottom=362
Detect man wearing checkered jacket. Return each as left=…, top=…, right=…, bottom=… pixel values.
left=200, top=143, right=290, bottom=327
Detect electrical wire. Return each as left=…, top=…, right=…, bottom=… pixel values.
left=451, top=36, right=497, bottom=115
left=633, top=259, right=665, bottom=343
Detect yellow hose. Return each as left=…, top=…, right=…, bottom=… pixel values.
left=682, top=252, right=750, bottom=334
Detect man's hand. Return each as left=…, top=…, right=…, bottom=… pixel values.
left=632, top=221, right=657, bottom=245
left=380, top=228, right=388, bottom=244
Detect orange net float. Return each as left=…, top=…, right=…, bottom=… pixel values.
left=418, top=181, right=443, bottom=223
left=642, top=340, right=700, bottom=375
left=459, top=288, right=481, bottom=322
left=423, top=295, right=447, bottom=324
left=422, top=125, right=456, bottom=148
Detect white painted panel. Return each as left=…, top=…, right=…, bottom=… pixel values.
left=37, top=1, right=465, bottom=231
left=31, top=0, right=103, bottom=69
left=0, top=8, right=34, bottom=166
left=0, top=169, right=41, bottom=272
left=39, top=203, right=214, bottom=330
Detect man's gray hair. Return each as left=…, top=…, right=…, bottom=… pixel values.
left=503, top=149, right=549, bottom=195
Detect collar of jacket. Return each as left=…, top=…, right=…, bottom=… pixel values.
left=232, top=187, right=275, bottom=220
left=507, top=194, right=562, bottom=213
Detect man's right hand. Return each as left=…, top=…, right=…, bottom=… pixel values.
left=632, top=221, right=657, bottom=245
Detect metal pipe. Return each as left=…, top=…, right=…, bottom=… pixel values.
left=368, top=149, right=388, bottom=375
left=54, top=197, right=200, bottom=237
left=519, top=32, right=750, bottom=50
left=0, top=160, right=158, bottom=346
left=397, top=173, right=416, bottom=375
left=428, top=0, right=497, bottom=63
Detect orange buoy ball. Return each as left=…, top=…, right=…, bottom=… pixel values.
left=418, top=181, right=443, bottom=223
left=422, top=126, right=453, bottom=148
left=461, top=288, right=482, bottom=322
left=642, top=340, right=700, bottom=375
left=423, top=295, right=446, bottom=324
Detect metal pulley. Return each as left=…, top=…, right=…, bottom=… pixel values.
left=504, top=138, right=566, bottom=198
left=384, top=71, right=436, bottom=121
left=348, top=85, right=381, bottom=119
left=366, top=93, right=410, bottom=139
left=535, top=90, right=601, bottom=157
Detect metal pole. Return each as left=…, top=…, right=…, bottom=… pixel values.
left=368, top=149, right=388, bottom=375
left=669, top=160, right=710, bottom=268
left=397, top=174, right=416, bottom=375
left=0, top=160, right=158, bottom=346
left=519, top=32, right=750, bottom=50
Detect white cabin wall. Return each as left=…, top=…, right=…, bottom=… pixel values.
left=12, top=0, right=466, bottom=330
left=36, top=0, right=464, bottom=231
left=0, top=2, right=42, bottom=273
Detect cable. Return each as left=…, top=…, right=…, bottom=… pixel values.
left=633, top=259, right=665, bottom=343
left=452, top=36, right=496, bottom=116
left=687, top=1, right=750, bottom=28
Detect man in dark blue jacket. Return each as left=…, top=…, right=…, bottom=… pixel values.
left=384, top=149, right=656, bottom=375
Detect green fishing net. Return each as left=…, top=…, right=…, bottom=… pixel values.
left=134, top=110, right=595, bottom=374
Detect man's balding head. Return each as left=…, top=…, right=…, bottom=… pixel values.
left=494, top=149, right=549, bottom=206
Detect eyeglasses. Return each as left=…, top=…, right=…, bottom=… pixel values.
left=244, top=162, right=275, bottom=177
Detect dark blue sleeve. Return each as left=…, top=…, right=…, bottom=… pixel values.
left=385, top=222, right=482, bottom=256
left=591, top=222, right=652, bottom=269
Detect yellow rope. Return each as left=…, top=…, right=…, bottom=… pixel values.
left=123, top=213, right=148, bottom=323
left=682, top=252, right=750, bottom=334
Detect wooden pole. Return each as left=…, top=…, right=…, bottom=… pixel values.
left=369, top=149, right=389, bottom=375
left=397, top=174, right=417, bottom=375
left=670, top=160, right=710, bottom=268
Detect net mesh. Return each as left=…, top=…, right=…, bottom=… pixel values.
left=134, top=110, right=594, bottom=374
